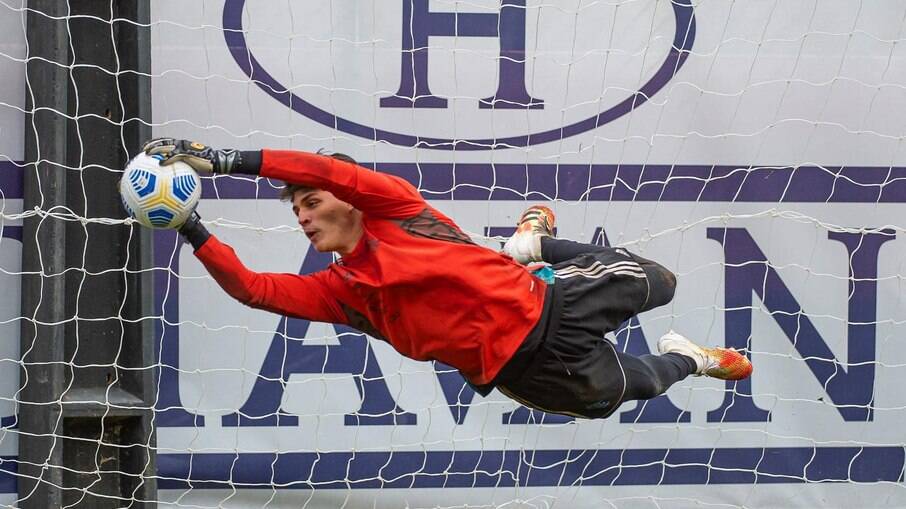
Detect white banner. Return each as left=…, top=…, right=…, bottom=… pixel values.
left=150, top=0, right=906, bottom=507
left=1, top=0, right=905, bottom=506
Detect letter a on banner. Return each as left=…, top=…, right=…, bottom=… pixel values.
left=223, top=246, right=416, bottom=427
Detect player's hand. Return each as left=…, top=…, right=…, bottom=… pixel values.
left=177, top=208, right=212, bottom=249
left=177, top=208, right=202, bottom=234
left=142, top=138, right=241, bottom=174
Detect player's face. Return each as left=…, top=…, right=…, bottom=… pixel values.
left=292, top=189, right=363, bottom=255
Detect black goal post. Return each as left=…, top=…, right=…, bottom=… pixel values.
left=20, top=1, right=156, bottom=507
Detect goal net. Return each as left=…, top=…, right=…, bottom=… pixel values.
left=3, top=0, right=906, bottom=507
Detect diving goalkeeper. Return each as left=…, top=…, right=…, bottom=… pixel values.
left=143, top=138, right=752, bottom=419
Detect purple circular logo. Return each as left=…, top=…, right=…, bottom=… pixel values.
left=222, top=1, right=696, bottom=151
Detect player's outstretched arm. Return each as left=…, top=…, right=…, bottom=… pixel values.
left=143, top=138, right=426, bottom=219
left=260, top=149, right=426, bottom=219
left=179, top=211, right=347, bottom=324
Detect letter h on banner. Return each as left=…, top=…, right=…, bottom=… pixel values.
left=381, top=0, right=544, bottom=109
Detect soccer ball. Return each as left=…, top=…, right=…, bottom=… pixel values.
left=119, top=152, right=201, bottom=229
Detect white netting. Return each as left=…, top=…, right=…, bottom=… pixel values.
left=2, top=0, right=906, bottom=507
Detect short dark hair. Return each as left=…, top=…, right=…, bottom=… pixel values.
left=279, top=151, right=358, bottom=202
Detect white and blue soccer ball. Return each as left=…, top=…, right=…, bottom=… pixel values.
left=119, top=152, right=201, bottom=229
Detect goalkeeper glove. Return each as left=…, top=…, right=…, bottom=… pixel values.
left=178, top=209, right=211, bottom=251
left=143, top=138, right=242, bottom=174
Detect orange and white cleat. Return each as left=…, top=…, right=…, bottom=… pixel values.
left=503, top=205, right=556, bottom=264
left=657, top=330, right=753, bottom=381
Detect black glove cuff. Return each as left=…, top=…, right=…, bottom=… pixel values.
left=178, top=211, right=212, bottom=251
left=233, top=150, right=262, bottom=175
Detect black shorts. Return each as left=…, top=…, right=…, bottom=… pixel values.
left=494, top=247, right=668, bottom=419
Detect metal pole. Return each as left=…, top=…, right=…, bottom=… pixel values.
left=20, top=1, right=156, bottom=506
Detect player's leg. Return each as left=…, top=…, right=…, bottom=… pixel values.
left=495, top=331, right=751, bottom=419
left=615, top=336, right=753, bottom=401
left=503, top=204, right=624, bottom=264
left=497, top=206, right=750, bottom=418
left=503, top=205, right=676, bottom=311
left=495, top=331, right=752, bottom=419
left=585, top=332, right=753, bottom=407
left=493, top=244, right=673, bottom=418
left=540, top=237, right=676, bottom=311
left=609, top=332, right=755, bottom=406
left=616, top=350, right=697, bottom=401
left=657, top=330, right=753, bottom=381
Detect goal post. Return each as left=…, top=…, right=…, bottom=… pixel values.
left=18, top=1, right=156, bottom=506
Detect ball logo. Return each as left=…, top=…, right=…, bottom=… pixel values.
left=120, top=154, right=201, bottom=229
left=222, top=1, right=696, bottom=149
left=130, top=168, right=156, bottom=199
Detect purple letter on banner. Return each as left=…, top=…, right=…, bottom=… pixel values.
left=222, top=246, right=416, bottom=427
left=381, top=0, right=543, bottom=109
left=707, top=227, right=894, bottom=423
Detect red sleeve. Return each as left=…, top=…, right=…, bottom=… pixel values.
left=194, top=235, right=348, bottom=324
left=260, top=150, right=426, bottom=219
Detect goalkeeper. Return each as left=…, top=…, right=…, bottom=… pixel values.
left=143, top=138, right=752, bottom=419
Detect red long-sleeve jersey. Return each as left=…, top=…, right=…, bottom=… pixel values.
left=194, top=150, right=548, bottom=385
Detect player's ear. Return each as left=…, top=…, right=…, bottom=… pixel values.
left=347, top=204, right=363, bottom=222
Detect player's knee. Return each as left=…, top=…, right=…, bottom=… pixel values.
left=661, top=267, right=677, bottom=301
left=628, top=375, right=664, bottom=401
left=645, top=264, right=676, bottom=309
left=641, top=382, right=664, bottom=400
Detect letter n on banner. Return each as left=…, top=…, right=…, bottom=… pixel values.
left=707, top=227, right=894, bottom=422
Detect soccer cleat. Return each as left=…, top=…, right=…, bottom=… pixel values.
left=503, top=205, right=556, bottom=264
left=657, top=330, right=753, bottom=381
